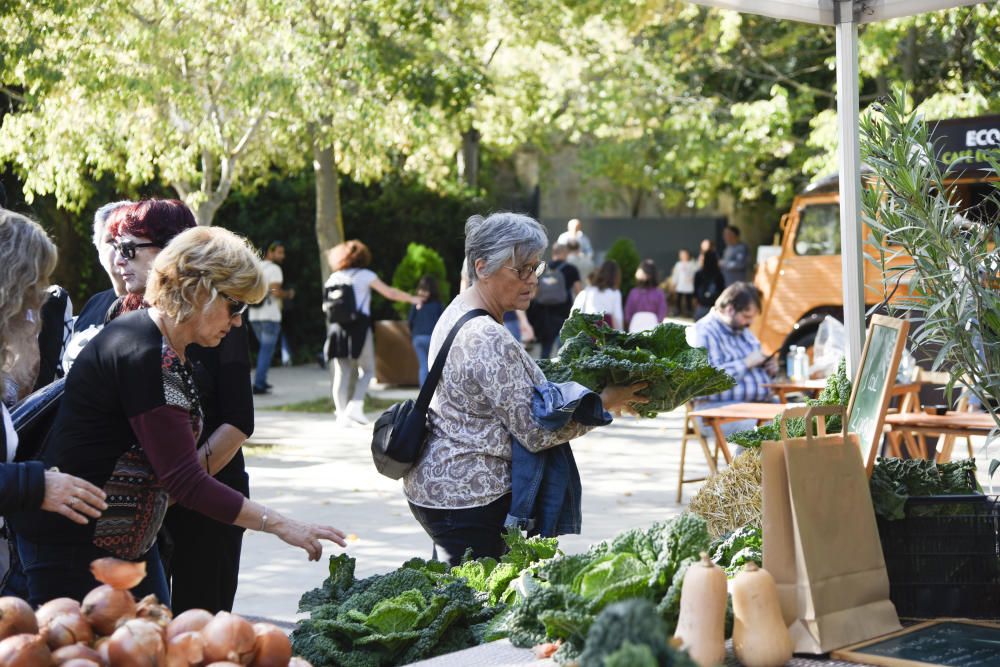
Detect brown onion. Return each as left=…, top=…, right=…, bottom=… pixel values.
left=250, top=623, right=291, bottom=667
left=37, top=598, right=83, bottom=628
left=288, top=658, right=314, bottom=667
left=52, top=643, right=105, bottom=665
left=82, top=585, right=137, bottom=636
left=165, top=608, right=213, bottom=642
left=166, top=631, right=204, bottom=667
left=61, top=660, right=102, bottom=667
left=95, top=636, right=111, bottom=664
left=202, top=612, right=255, bottom=665
left=135, top=594, right=172, bottom=629
left=0, top=597, right=38, bottom=639
left=43, top=611, right=95, bottom=649
left=0, top=633, right=53, bottom=666
left=90, top=557, right=148, bottom=591
left=107, top=618, right=165, bottom=667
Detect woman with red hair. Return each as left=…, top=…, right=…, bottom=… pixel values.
left=98, top=200, right=256, bottom=613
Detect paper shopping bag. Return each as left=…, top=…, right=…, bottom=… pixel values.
left=762, top=405, right=900, bottom=654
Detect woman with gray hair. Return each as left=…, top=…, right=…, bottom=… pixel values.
left=402, top=212, right=645, bottom=564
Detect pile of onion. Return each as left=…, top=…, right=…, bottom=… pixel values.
left=0, top=557, right=312, bottom=666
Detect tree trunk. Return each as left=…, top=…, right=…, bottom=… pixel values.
left=313, top=138, right=344, bottom=284
left=458, top=127, right=481, bottom=189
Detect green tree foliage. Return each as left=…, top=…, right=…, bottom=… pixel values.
left=604, top=238, right=641, bottom=296
left=390, top=244, right=451, bottom=319
left=0, top=0, right=290, bottom=224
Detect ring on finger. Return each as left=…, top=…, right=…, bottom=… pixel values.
left=69, top=496, right=78, bottom=506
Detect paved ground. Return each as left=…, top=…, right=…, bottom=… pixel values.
left=231, top=365, right=710, bottom=623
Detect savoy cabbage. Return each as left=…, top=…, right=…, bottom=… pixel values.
left=538, top=312, right=735, bottom=417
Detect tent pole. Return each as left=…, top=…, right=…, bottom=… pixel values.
left=835, top=0, right=865, bottom=374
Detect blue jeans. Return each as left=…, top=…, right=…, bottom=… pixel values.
left=17, top=537, right=169, bottom=607
left=408, top=494, right=512, bottom=566
left=252, top=320, right=281, bottom=390
left=412, top=335, right=432, bottom=385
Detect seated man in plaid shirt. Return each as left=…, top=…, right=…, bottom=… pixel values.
left=687, top=282, right=779, bottom=450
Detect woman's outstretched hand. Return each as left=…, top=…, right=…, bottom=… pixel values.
left=41, top=469, right=108, bottom=525
left=273, top=516, right=348, bottom=561
left=600, top=382, right=650, bottom=416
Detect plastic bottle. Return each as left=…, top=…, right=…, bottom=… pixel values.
left=794, top=347, right=810, bottom=382
left=786, top=346, right=799, bottom=380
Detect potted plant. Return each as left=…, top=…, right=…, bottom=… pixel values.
left=860, top=88, right=1000, bottom=479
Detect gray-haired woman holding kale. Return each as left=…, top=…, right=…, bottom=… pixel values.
left=402, top=212, right=646, bottom=565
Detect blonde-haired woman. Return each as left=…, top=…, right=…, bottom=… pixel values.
left=13, top=226, right=347, bottom=607
left=323, top=240, right=421, bottom=426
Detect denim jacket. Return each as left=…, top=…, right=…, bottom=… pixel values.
left=505, top=382, right=611, bottom=537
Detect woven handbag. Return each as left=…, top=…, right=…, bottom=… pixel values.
left=371, top=309, right=488, bottom=479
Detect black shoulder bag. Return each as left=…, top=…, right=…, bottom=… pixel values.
left=371, top=308, right=489, bottom=480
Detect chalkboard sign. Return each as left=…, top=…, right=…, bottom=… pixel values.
left=845, top=315, right=909, bottom=474
left=832, top=619, right=1000, bottom=667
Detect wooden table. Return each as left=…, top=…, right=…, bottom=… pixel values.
left=884, top=411, right=997, bottom=462
left=689, top=402, right=786, bottom=465
left=765, top=378, right=829, bottom=402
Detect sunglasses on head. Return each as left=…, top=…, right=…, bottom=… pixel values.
left=221, top=294, right=249, bottom=318
left=112, top=240, right=161, bottom=260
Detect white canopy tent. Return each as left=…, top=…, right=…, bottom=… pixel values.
left=684, top=0, right=986, bottom=372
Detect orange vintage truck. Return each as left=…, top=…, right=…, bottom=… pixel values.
left=750, top=113, right=999, bottom=356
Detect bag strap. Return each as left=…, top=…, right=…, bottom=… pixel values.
left=414, top=308, right=490, bottom=412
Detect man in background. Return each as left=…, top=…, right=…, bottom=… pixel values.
left=249, top=241, right=295, bottom=395
left=557, top=218, right=593, bottom=260
left=720, top=225, right=750, bottom=286
left=688, top=282, right=777, bottom=443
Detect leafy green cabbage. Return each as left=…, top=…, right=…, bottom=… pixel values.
left=538, top=312, right=735, bottom=417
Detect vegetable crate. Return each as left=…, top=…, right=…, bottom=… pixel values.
left=876, top=495, right=1000, bottom=619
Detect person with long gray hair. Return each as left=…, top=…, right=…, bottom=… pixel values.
left=0, top=209, right=109, bottom=596
left=402, top=212, right=646, bottom=565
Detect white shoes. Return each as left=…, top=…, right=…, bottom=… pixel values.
left=340, top=400, right=370, bottom=426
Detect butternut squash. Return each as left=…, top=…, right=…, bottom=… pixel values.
left=731, top=562, right=793, bottom=667
left=674, top=552, right=727, bottom=667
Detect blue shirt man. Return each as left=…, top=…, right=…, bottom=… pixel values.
left=689, top=282, right=777, bottom=440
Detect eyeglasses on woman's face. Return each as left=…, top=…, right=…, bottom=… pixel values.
left=503, top=260, right=546, bottom=281
left=221, top=293, right=249, bottom=319
left=112, top=240, right=161, bottom=260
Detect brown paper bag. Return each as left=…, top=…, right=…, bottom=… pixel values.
left=762, top=405, right=900, bottom=654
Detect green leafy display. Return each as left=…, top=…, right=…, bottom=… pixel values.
left=729, top=359, right=852, bottom=448
left=493, top=513, right=712, bottom=664
left=710, top=524, right=763, bottom=577
left=869, top=457, right=981, bottom=521
left=579, top=599, right=698, bottom=667
left=538, top=312, right=735, bottom=417
left=291, top=530, right=556, bottom=666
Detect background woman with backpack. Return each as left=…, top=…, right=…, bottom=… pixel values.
left=323, top=240, right=423, bottom=426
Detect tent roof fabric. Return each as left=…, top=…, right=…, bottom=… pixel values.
left=686, top=0, right=985, bottom=26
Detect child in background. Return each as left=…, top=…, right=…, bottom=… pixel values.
left=408, top=275, right=445, bottom=385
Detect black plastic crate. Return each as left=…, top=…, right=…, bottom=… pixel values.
left=876, top=495, right=1000, bottom=619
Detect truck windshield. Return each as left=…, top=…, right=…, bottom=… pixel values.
left=794, top=203, right=841, bottom=255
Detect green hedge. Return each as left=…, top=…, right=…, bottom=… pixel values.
left=605, top=237, right=641, bottom=296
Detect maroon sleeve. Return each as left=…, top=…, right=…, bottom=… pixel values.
left=129, top=405, right=244, bottom=524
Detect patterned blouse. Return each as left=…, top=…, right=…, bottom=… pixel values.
left=403, top=298, right=599, bottom=509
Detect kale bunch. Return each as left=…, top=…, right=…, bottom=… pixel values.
left=538, top=312, right=735, bottom=417
left=710, top=524, right=763, bottom=577
left=579, top=599, right=699, bottom=667
left=729, top=359, right=852, bottom=449
left=291, top=531, right=558, bottom=666
left=496, top=513, right=713, bottom=663
left=291, top=554, right=498, bottom=666
left=869, top=457, right=981, bottom=520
